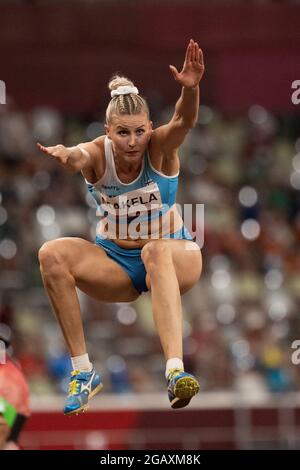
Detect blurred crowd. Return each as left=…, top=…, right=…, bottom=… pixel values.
left=0, top=94, right=300, bottom=397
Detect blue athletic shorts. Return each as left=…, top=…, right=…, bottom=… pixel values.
left=95, top=226, right=193, bottom=294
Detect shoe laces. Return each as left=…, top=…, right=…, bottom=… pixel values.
left=68, top=370, right=86, bottom=396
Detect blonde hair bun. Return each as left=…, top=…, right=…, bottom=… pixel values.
left=106, top=74, right=149, bottom=124
left=108, top=75, right=135, bottom=92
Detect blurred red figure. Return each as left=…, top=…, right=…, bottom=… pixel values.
left=0, top=338, right=30, bottom=450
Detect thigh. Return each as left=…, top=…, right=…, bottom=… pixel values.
left=145, top=239, right=202, bottom=294
left=48, top=237, right=140, bottom=302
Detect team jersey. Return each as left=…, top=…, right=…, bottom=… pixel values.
left=84, top=136, right=186, bottom=240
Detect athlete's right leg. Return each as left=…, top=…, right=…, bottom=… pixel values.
left=38, top=237, right=140, bottom=357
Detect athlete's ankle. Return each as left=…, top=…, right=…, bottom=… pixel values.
left=71, top=353, right=92, bottom=372
left=165, top=357, right=184, bottom=379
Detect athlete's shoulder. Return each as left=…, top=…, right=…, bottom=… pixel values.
left=148, top=132, right=180, bottom=177
left=81, top=135, right=106, bottom=183
left=91, top=135, right=106, bottom=148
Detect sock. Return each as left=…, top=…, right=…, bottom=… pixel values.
left=165, top=358, right=184, bottom=379
left=71, top=353, right=92, bottom=372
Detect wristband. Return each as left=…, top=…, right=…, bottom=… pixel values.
left=0, top=397, right=17, bottom=428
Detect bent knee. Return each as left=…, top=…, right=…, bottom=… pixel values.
left=141, top=241, right=172, bottom=270
left=38, top=240, right=68, bottom=273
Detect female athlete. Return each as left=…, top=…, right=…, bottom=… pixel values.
left=37, top=39, right=205, bottom=414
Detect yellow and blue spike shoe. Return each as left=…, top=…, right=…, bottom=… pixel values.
left=63, top=368, right=103, bottom=415
left=167, top=368, right=200, bottom=409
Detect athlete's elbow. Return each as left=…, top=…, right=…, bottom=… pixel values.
left=176, top=113, right=197, bottom=128
left=61, top=161, right=84, bottom=174
left=70, top=161, right=85, bottom=173
left=181, top=118, right=197, bottom=130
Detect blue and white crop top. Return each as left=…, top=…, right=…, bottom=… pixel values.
left=84, top=136, right=185, bottom=240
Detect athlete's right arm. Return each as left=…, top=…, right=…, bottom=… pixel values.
left=36, top=136, right=103, bottom=173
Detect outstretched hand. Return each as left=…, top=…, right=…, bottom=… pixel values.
left=37, top=142, right=71, bottom=165
left=169, top=39, right=205, bottom=88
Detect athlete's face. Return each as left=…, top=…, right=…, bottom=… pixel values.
left=105, top=113, right=153, bottom=163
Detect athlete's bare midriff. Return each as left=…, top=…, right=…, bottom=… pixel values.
left=108, top=203, right=183, bottom=249
left=113, top=237, right=158, bottom=249
left=82, top=135, right=181, bottom=249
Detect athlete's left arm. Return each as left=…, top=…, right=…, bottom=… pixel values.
left=152, top=39, right=205, bottom=153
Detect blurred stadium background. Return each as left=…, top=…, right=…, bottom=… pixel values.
left=1, top=0, right=300, bottom=450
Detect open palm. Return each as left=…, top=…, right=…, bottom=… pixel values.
left=37, top=142, right=71, bottom=164
left=170, top=39, right=205, bottom=88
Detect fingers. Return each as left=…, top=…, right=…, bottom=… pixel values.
left=169, top=65, right=179, bottom=80
left=37, top=143, right=70, bottom=166
left=188, top=39, right=203, bottom=65
left=191, top=40, right=196, bottom=62
left=186, top=39, right=197, bottom=62
left=186, top=39, right=198, bottom=63
left=185, top=39, right=192, bottom=64
left=37, top=142, right=50, bottom=154
left=194, top=42, right=203, bottom=65
left=37, top=142, right=55, bottom=156
left=37, top=142, right=45, bottom=151
left=198, top=47, right=204, bottom=65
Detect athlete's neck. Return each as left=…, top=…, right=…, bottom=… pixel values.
left=114, top=156, right=142, bottom=174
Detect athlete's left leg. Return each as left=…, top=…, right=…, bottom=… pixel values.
left=141, top=239, right=202, bottom=361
